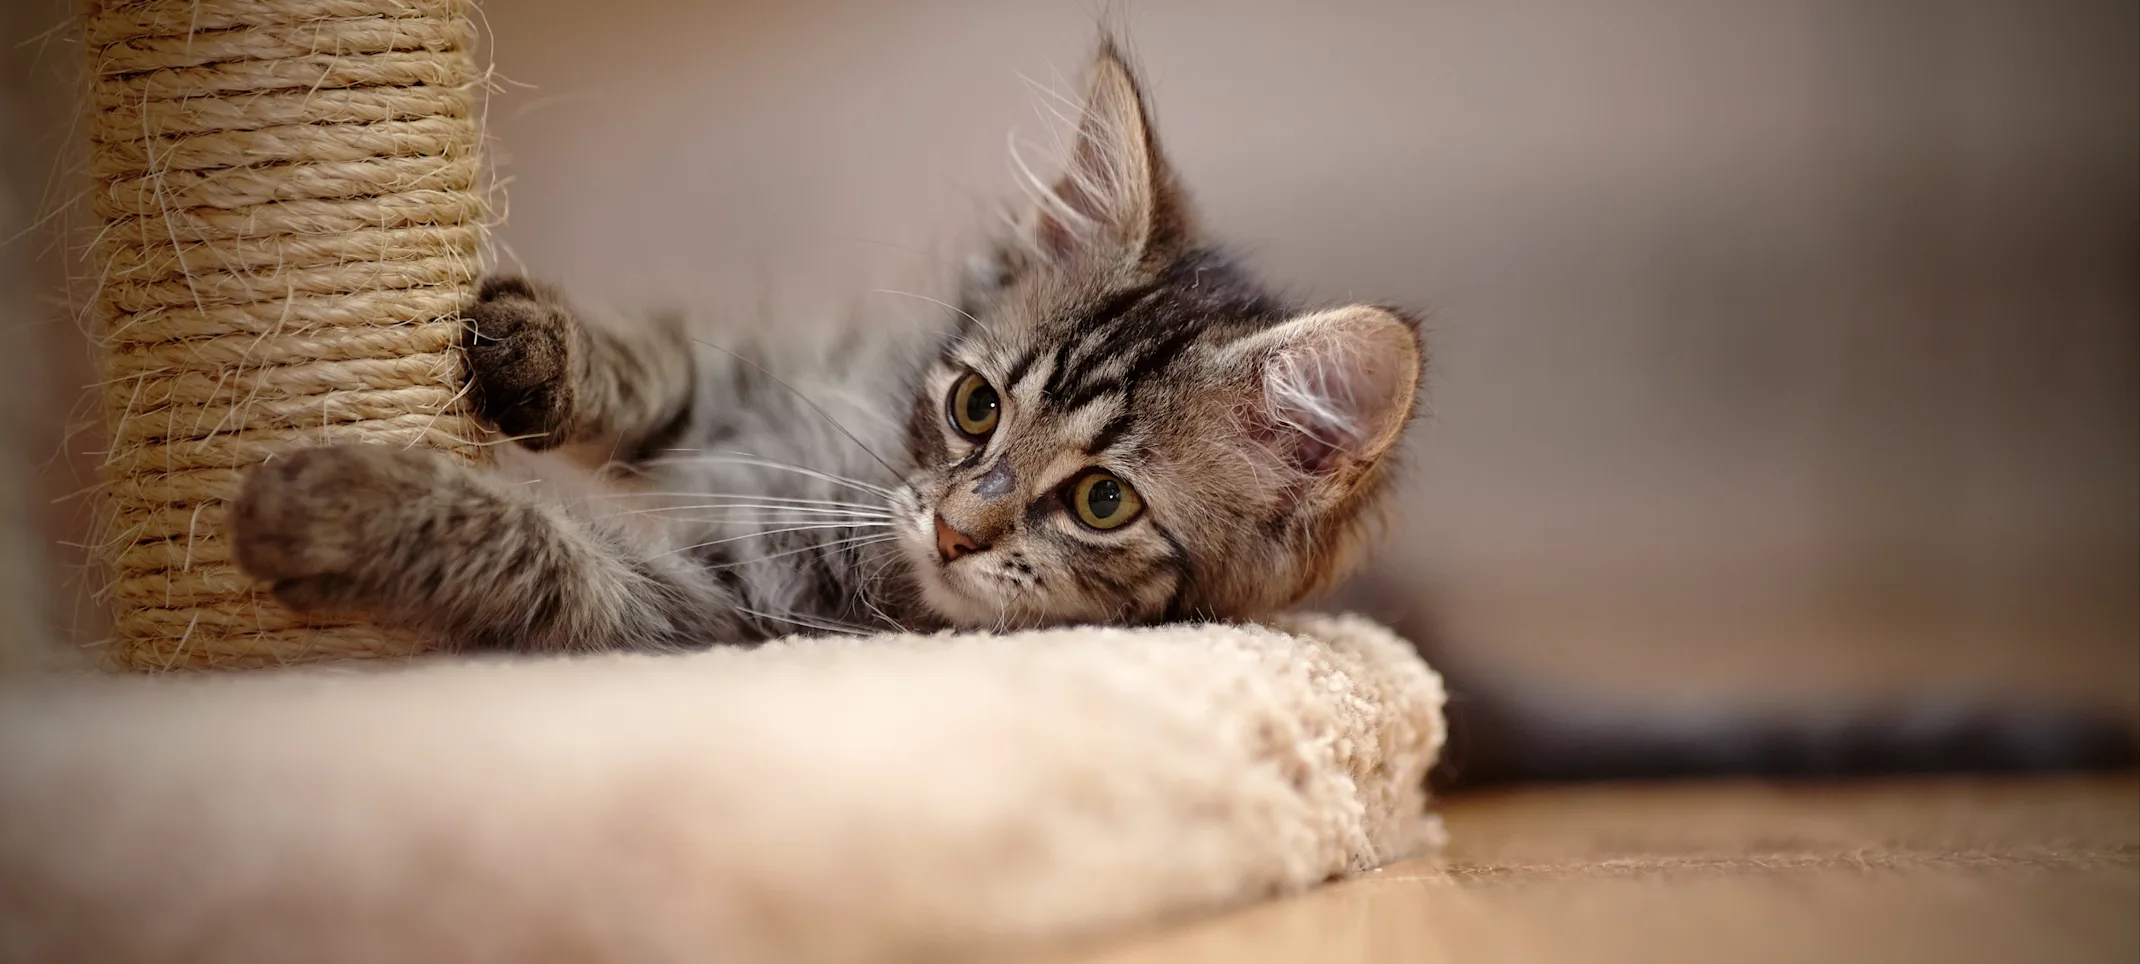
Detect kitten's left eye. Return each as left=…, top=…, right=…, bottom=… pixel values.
left=947, top=372, right=1000, bottom=439
left=1068, top=471, right=1143, bottom=531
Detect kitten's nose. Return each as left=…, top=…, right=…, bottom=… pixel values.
left=934, top=513, right=987, bottom=562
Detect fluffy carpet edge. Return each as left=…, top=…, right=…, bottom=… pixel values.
left=0, top=613, right=1444, bottom=963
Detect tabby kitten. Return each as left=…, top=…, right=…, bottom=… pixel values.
left=230, top=42, right=1424, bottom=651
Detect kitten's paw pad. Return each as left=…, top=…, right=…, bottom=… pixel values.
left=230, top=444, right=443, bottom=613
left=463, top=275, right=578, bottom=448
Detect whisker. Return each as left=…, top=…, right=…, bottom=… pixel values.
left=642, top=451, right=897, bottom=499
left=635, top=515, right=896, bottom=530
left=603, top=501, right=885, bottom=516
left=624, top=503, right=894, bottom=519
left=619, top=514, right=895, bottom=528
left=854, top=552, right=907, bottom=631
left=657, top=523, right=894, bottom=559
left=869, top=288, right=988, bottom=332
left=698, top=534, right=898, bottom=572
left=631, top=516, right=896, bottom=531
left=735, top=605, right=876, bottom=638
left=688, top=340, right=906, bottom=482
left=589, top=490, right=890, bottom=512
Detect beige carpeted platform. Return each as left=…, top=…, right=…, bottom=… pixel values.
left=0, top=614, right=1444, bottom=964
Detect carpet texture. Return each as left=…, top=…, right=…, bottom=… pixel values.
left=0, top=613, right=1444, bottom=963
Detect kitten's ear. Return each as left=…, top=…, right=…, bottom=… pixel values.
left=1240, top=306, right=1424, bottom=484
left=1022, top=40, right=1192, bottom=271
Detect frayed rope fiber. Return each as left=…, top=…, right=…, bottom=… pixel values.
left=86, top=0, right=490, bottom=671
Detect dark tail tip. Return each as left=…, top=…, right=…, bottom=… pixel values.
left=1435, top=690, right=2140, bottom=790
left=1860, top=700, right=2140, bottom=776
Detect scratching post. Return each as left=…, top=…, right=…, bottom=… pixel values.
left=85, top=0, right=490, bottom=670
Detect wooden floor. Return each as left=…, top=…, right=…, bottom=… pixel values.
left=1058, top=773, right=2140, bottom=964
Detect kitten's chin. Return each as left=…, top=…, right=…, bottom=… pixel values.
left=895, top=527, right=1001, bottom=629
left=915, top=559, right=1020, bottom=630
left=918, top=578, right=1002, bottom=630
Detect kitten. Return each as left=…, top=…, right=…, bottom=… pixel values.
left=230, top=41, right=1424, bottom=651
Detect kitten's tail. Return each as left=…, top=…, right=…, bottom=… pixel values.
left=1438, top=682, right=2139, bottom=788
left=1342, top=580, right=2139, bottom=788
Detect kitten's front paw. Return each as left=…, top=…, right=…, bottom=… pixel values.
left=463, top=275, right=579, bottom=448
left=230, top=444, right=447, bottom=614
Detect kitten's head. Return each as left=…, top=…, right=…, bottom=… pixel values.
left=891, top=40, right=1424, bottom=629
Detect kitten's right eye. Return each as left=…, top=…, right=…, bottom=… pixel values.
left=947, top=372, right=1000, bottom=439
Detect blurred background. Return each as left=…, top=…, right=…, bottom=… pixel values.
left=4, top=1, right=2135, bottom=711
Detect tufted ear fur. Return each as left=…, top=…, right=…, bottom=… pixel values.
left=1018, top=40, right=1194, bottom=273
left=1237, top=306, right=1424, bottom=486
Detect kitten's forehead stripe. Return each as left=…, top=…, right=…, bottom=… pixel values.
left=1004, top=343, right=1044, bottom=390
left=1034, top=341, right=1073, bottom=399
left=1085, top=410, right=1137, bottom=457
left=1022, top=254, right=1289, bottom=415
left=1061, top=326, right=1134, bottom=387
left=1013, top=342, right=1059, bottom=396
left=1043, top=282, right=1164, bottom=401
left=1074, top=280, right=1168, bottom=338
left=1062, top=374, right=1127, bottom=415
left=1050, top=320, right=1204, bottom=416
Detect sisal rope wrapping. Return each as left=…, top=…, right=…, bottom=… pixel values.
left=85, top=0, right=491, bottom=670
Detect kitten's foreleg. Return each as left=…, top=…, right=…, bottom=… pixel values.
left=463, top=276, right=696, bottom=456
left=230, top=444, right=739, bottom=652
